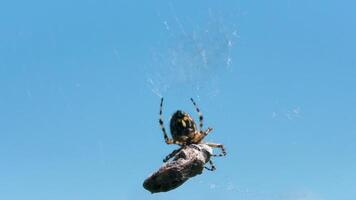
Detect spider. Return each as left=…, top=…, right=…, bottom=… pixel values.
left=159, top=97, right=226, bottom=171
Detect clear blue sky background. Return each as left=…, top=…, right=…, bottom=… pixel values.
left=1, top=1, right=355, bottom=200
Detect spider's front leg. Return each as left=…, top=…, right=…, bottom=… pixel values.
left=205, top=142, right=227, bottom=157
left=159, top=98, right=175, bottom=144
left=190, top=98, right=204, bottom=130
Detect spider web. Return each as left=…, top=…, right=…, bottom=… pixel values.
left=146, top=10, right=240, bottom=100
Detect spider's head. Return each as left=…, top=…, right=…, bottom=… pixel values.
left=170, top=110, right=197, bottom=142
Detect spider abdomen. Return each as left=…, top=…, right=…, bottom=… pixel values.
left=170, top=110, right=197, bottom=144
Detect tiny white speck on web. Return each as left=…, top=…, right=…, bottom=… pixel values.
left=209, top=183, right=216, bottom=189
left=272, top=111, right=277, bottom=118
left=163, top=20, right=170, bottom=31
left=272, top=106, right=301, bottom=120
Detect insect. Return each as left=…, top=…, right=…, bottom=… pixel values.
left=159, top=97, right=226, bottom=171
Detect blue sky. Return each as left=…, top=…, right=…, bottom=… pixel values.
left=1, top=1, right=356, bottom=200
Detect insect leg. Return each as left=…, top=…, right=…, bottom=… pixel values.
left=204, top=160, right=216, bottom=171
left=190, top=98, right=203, bottom=131
left=163, top=148, right=182, bottom=162
left=159, top=98, right=174, bottom=144
left=205, top=142, right=227, bottom=157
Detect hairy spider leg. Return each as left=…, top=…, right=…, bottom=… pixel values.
left=204, top=160, right=216, bottom=171
left=163, top=147, right=182, bottom=163
left=159, top=98, right=174, bottom=144
left=205, top=142, right=227, bottom=157
left=190, top=98, right=204, bottom=131
left=159, top=98, right=184, bottom=146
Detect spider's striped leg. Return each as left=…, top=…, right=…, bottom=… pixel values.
left=163, top=147, right=182, bottom=162
left=205, top=142, right=227, bottom=157
left=204, top=160, right=216, bottom=171
left=190, top=98, right=204, bottom=131
left=159, top=98, right=174, bottom=144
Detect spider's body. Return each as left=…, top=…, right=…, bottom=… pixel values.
left=169, top=110, right=202, bottom=144
left=159, top=98, right=226, bottom=171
